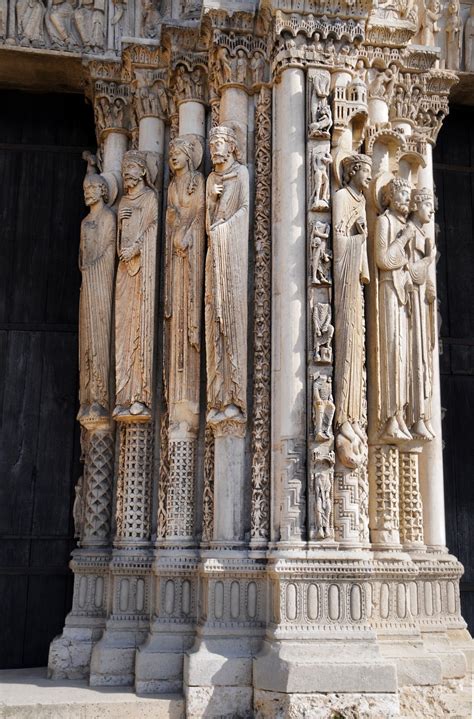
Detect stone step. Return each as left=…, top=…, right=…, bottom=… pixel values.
left=0, top=668, right=184, bottom=719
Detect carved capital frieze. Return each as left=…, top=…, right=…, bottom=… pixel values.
left=210, top=30, right=270, bottom=95
left=93, top=80, right=132, bottom=140
left=132, top=67, right=170, bottom=121
left=171, top=55, right=208, bottom=105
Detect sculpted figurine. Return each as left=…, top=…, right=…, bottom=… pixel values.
left=465, top=5, right=474, bottom=72
left=46, top=0, right=76, bottom=47
left=114, top=151, right=158, bottom=422
left=77, top=167, right=116, bottom=425
left=74, top=0, right=104, bottom=50
left=73, top=476, right=84, bottom=540
left=16, top=0, right=45, bottom=45
left=250, top=52, right=265, bottom=85
left=375, top=176, right=413, bottom=442
left=312, top=373, right=335, bottom=441
left=141, top=0, right=161, bottom=39
left=310, top=148, right=332, bottom=211
left=333, top=154, right=371, bottom=468
left=312, top=302, right=334, bottom=364
left=309, top=72, right=332, bottom=139
left=420, top=0, right=441, bottom=46
left=446, top=0, right=462, bottom=70
left=165, top=136, right=205, bottom=425
left=205, top=125, right=249, bottom=426
left=406, top=188, right=436, bottom=440
left=310, top=220, right=331, bottom=285
left=235, top=49, right=247, bottom=84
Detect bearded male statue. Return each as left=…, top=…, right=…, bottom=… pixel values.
left=205, top=125, right=249, bottom=430
left=375, top=176, right=413, bottom=442
left=114, top=151, right=158, bottom=422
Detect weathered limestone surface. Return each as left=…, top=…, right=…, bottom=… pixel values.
left=0, top=0, right=466, bottom=716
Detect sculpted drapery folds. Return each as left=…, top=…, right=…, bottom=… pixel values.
left=375, top=176, right=413, bottom=443
left=205, top=125, right=249, bottom=428
left=114, top=150, right=158, bottom=422
left=406, top=188, right=436, bottom=440
left=333, top=153, right=371, bottom=468
left=164, top=135, right=205, bottom=425
left=77, top=169, right=116, bottom=426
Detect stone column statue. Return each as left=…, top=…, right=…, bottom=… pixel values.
left=77, top=169, right=116, bottom=425
left=333, top=153, right=371, bottom=467
left=165, top=135, right=205, bottom=427
left=114, top=150, right=158, bottom=422
left=465, top=5, right=474, bottom=72
left=205, top=125, right=249, bottom=429
left=374, top=176, right=413, bottom=442
left=406, top=187, right=436, bottom=440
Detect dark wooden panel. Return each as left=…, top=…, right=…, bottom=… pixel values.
left=435, top=105, right=474, bottom=633
left=0, top=90, right=93, bottom=669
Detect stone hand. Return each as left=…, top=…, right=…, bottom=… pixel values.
left=120, top=245, right=138, bottom=262
left=119, top=207, right=133, bottom=221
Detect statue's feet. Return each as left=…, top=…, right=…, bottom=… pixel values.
left=411, top=420, right=433, bottom=441
left=396, top=413, right=412, bottom=440
left=424, top=420, right=436, bottom=439
left=380, top=416, right=409, bottom=443
left=112, top=403, right=151, bottom=422
left=224, top=403, right=244, bottom=420
left=130, top=401, right=151, bottom=418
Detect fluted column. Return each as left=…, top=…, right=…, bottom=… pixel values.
left=272, top=67, right=306, bottom=545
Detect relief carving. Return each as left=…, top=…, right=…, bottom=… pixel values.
left=312, top=372, right=335, bottom=442
left=17, top=0, right=45, bottom=46
left=114, top=151, right=158, bottom=422
left=312, top=302, right=334, bottom=364
left=310, top=221, right=331, bottom=286
left=310, top=148, right=332, bottom=212
left=74, top=0, right=105, bottom=51
left=309, top=71, right=332, bottom=140
left=205, top=125, right=249, bottom=432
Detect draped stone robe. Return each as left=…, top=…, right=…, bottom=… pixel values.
left=407, top=224, right=434, bottom=427
left=205, top=161, right=249, bottom=418
left=374, top=210, right=411, bottom=428
left=165, top=171, right=205, bottom=422
left=115, top=185, right=158, bottom=411
left=333, top=185, right=369, bottom=429
left=78, top=205, right=116, bottom=416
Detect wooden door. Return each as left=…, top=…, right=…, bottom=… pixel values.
left=434, top=104, right=474, bottom=632
left=0, top=90, right=95, bottom=668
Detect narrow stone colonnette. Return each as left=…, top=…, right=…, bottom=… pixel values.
left=13, top=0, right=469, bottom=716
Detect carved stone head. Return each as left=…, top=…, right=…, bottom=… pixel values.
left=83, top=174, right=109, bottom=206
left=342, top=153, right=372, bottom=192
left=209, top=125, right=242, bottom=166
left=121, top=150, right=152, bottom=192
left=169, top=135, right=202, bottom=174
left=409, top=187, right=433, bottom=225
left=383, top=176, right=411, bottom=217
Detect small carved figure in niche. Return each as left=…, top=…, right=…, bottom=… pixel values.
left=215, top=46, right=232, bottom=87
left=408, top=87, right=421, bottom=120
left=191, top=67, right=204, bottom=101
left=310, top=148, right=332, bottom=211
left=313, top=472, right=332, bottom=539
left=141, top=0, right=161, bottom=38
left=312, top=372, right=335, bottom=441
left=310, top=220, right=331, bottom=285
left=312, top=302, right=334, bottom=364
left=205, top=126, right=249, bottom=427
left=73, top=476, right=84, bottom=540
left=16, top=0, right=45, bottom=45
left=420, top=0, right=441, bottom=46
left=77, top=161, right=116, bottom=425
left=324, top=36, right=336, bottom=63
left=375, top=176, right=413, bottom=442
left=114, top=151, right=158, bottom=422
left=46, top=0, right=77, bottom=48
left=309, top=72, right=332, bottom=139
left=250, top=51, right=265, bottom=85
left=465, top=5, right=474, bottom=72
left=235, top=49, right=247, bottom=85
left=333, top=153, right=371, bottom=469
left=165, top=135, right=205, bottom=426
left=313, top=32, right=324, bottom=53
left=445, top=0, right=462, bottom=70
left=394, top=85, right=404, bottom=118
left=368, top=68, right=396, bottom=101
left=74, top=0, right=104, bottom=50
left=0, top=0, right=5, bottom=39
left=406, top=188, right=436, bottom=440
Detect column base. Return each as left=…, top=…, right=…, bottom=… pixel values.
left=90, top=622, right=148, bottom=686
left=185, top=636, right=259, bottom=718
left=48, top=626, right=103, bottom=680
left=135, top=622, right=195, bottom=694
left=253, top=638, right=397, bottom=694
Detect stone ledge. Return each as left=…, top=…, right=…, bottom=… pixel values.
left=0, top=668, right=184, bottom=719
